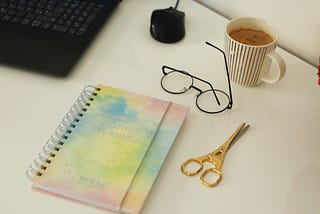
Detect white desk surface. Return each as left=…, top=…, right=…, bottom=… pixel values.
left=1, top=0, right=319, bottom=213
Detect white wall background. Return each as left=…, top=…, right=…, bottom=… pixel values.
left=194, top=0, right=319, bottom=67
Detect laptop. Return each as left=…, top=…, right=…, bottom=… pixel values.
left=0, top=0, right=120, bottom=76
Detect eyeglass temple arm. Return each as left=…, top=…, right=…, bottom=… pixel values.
left=205, top=42, right=233, bottom=109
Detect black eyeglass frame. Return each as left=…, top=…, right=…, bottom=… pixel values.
left=160, top=41, right=233, bottom=114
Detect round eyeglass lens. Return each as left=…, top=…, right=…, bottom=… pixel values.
left=196, top=89, right=230, bottom=113
left=161, top=71, right=193, bottom=94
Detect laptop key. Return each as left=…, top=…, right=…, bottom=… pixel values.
left=64, top=20, right=72, bottom=26
left=67, top=27, right=76, bottom=34
left=51, top=7, right=64, bottom=17
left=45, top=4, right=54, bottom=10
left=2, top=15, right=12, bottom=21
left=75, top=23, right=88, bottom=36
left=0, top=2, right=8, bottom=8
left=72, top=21, right=80, bottom=28
left=36, top=15, right=56, bottom=23
left=31, top=20, right=42, bottom=27
left=85, top=14, right=96, bottom=23
left=34, top=8, right=44, bottom=14
left=41, top=22, right=52, bottom=29
left=0, top=8, right=8, bottom=14
left=16, top=11, right=26, bottom=17
left=26, top=13, right=35, bottom=19
left=17, top=5, right=26, bottom=11
left=8, top=9, right=17, bottom=15
left=25, top=7, right=34, bottom=13
left=10, top=16, right=21, bottom=23
left=52, top=24, right=68, bottom=32
left=56, top=18, right=65, bottom=24
left=8, top=3, right=16, bottom=9
left=20, top=18, right=31, bottom=24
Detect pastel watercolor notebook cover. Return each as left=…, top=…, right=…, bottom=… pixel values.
left=31, top=102, right=189, bottom=214
left=26, top=84, right=174, bottom=212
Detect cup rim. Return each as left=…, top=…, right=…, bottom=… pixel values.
left=225, top=17, right=278, bottom=47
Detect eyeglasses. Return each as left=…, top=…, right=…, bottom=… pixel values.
left=160, top=42, right=233, bottom=114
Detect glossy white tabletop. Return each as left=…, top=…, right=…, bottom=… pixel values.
left=1, top=0, right=319, bottom=213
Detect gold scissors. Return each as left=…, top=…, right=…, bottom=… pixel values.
left=181, top=122, right=249, bottom=187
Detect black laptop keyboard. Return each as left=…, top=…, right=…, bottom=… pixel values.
left=0, top=0, right=104, bottom=36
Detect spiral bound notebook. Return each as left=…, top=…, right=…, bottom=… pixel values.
left=26, top=84, right=188, bottom=213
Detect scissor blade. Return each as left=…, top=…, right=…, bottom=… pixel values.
left=229, top=123, right=250, bottom=148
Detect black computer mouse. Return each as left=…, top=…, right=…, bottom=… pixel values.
left=150, top=7, right=185, bottom=43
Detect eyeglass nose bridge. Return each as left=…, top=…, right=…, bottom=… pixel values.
left=190, top=75, right=221, bottom=106
left=190, top=85, right=203, bottom=94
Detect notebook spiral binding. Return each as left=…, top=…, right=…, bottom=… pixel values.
left=25, top=85, right=101, bottom=180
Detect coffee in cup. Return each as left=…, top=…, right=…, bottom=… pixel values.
left=229, top=28, right=273, bottom=46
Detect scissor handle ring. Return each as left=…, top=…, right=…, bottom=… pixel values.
left=200, top=168, right=222, bottom=187
left=181, top=158, right=203, bottom=176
